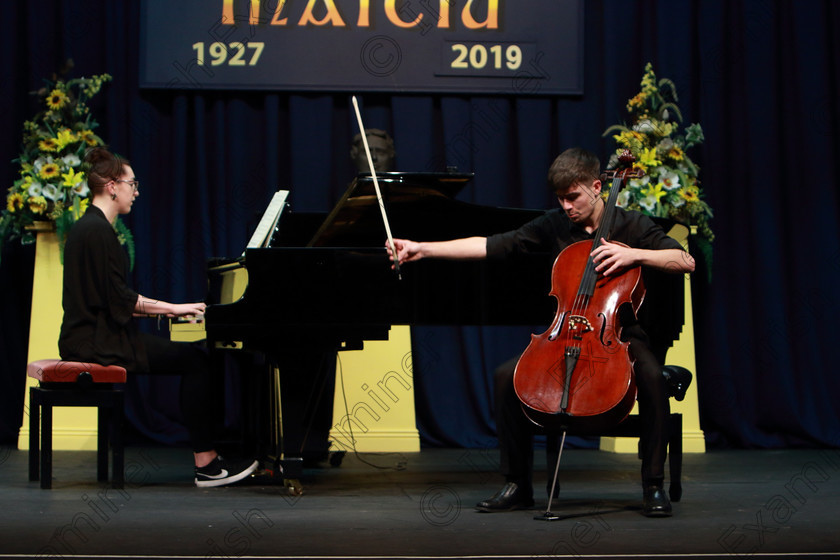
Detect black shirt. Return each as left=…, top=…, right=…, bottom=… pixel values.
left=486, top=207, right=686, bottom=352
left=58, top=205, right=148, bottom=372
left=486, top=207, right=683, bottom=260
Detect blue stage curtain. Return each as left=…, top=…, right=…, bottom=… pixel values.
left=2, top=0, right=839, bottom=450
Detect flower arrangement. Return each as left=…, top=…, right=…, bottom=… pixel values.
left=603, top=63, right=713, bottom=268
left=0, top=71, right=134, bottom=268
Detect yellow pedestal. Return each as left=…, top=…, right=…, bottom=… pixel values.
left=329, top=326, right=420, bottom=453
left=18, top=229, right=99, bottom=451
left=600, top=224, right=705, bottom=453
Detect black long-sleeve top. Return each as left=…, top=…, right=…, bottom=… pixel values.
left=58, top=205, right=148, bottom=372
left=486, top=207, right=686, bottom=355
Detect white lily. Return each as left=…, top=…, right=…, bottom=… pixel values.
left=27, top=182, right=44, bottom=197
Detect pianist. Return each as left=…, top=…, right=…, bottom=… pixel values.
left=58, top=147, right=258, bottom=487
left=387, top=147, right=695, bottom=517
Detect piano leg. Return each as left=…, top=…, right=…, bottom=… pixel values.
left=268, top=364, right=303, bottom=495
left=243, top=346, right=338, bottom=491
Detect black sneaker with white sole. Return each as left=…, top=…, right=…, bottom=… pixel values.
left=195, top=456, right=259, bottom=488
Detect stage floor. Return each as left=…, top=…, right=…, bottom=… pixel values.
left=0, top=445, right=838, bottom=560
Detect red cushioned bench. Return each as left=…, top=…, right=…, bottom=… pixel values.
left=27, top=360, right=126, bottom=489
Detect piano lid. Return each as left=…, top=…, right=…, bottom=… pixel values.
left=306, top=171, right=545, bottom=248
left=306, top=172, right=473, bottom=248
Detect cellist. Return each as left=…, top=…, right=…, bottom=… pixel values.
left=387, top=148, right=695, bottom=517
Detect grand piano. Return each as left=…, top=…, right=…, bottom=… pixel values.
left=202, top=171, right=557, bottom=483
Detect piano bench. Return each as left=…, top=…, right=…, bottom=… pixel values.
left=27, top=360, right=126, bottom=489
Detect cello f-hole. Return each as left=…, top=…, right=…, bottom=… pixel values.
left=547, top=311, right=568, bottom=341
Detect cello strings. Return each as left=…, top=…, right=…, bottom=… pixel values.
left=565, top=173, right=624, bottom=360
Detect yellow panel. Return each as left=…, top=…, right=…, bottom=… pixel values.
left=19, top=229, right=98, bottom=451
left=330, top=326, right=420, bottom=452
left=600, top=224, right=705, bottom=453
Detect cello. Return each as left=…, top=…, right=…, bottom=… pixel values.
left=512, top=151, right=645, bottom=519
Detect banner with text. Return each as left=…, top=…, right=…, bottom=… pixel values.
left=140, top=0, right=583, bottom=95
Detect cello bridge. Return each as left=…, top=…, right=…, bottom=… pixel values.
left=568, top=315, right=593, bottom=340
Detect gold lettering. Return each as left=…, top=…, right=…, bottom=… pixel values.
left=358, top=0, right=371, bottom=26
left=222, top=0, right=500, bottom=30
left=222, top=0, right=234, bottom=24
left=250, top=0, right=259, bottom=24
left=438, top=0, right=451, bottom=28
left=385, top=0, right=423, bottom=28
left=462, top=0, right=499, bottom=30
left=298, top=0, right=347, bottom=27
left=271, top=0, right=289, bottom=24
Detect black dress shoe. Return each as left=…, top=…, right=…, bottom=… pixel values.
left=642, top=485, right=673, bottom=517
left=475, top=482, right=535, bottom=512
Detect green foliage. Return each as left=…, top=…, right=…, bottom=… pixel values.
left=603, top=63, right=714, bottom=280
left=1, top=70, right=134, bottom=269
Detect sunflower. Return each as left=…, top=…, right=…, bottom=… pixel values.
left=28, top=196, right=48, bottom=215
left=665, top=145, right=685, bottom=161
left=46, top=88, right=69, bottom=110
left=38, top=138, right=59, bottom=152
left=38, top=162, right=61, bottom=180
left=7, top=193, right=24, bottom=213
left=679, top=186, right=700, bottom=203
left=1, top=72, right=133, bottom=268
left=77, top=129, right=98, bottom=146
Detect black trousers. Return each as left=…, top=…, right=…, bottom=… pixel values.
left=138, top=333, right=215, bottom=453
left=495, top=335, right=670, bottom=495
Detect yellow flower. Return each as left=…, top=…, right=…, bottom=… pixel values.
left=78, top=129, right=98, bottom=146
left=68, top=197, right=90, bottom=218
left=46, top=89, right=69, bottom=110
left=641, top=182, right=667, bottom=203
left=627, top=93, right=647, bottom=112
left=7, top=193, right=24, bottom=213
left=38, top=162, right=61, bottom=180
left=679, top=186, right=699, bottom=202
left=55, top=128, right=77, bottom=150
left=62, top=169, right=85, bottom=187
left=666, top=145, right=685, bottom=161
left=653, top=121, right=674, bottom=137
left=640, top=64, right=657, bottom=94
left=635, top=147, right=661, bottom=173
left=614, top=130, right=645, bottom=150
left=38, top=138, right=59, bottom=152
left=28, top=196, right=48, bottom=215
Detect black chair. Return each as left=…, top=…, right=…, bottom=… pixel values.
left=548, top=365, right=693, bottom=502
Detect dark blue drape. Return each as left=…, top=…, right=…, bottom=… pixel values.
left=2, top=1, right=839, bottom=450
